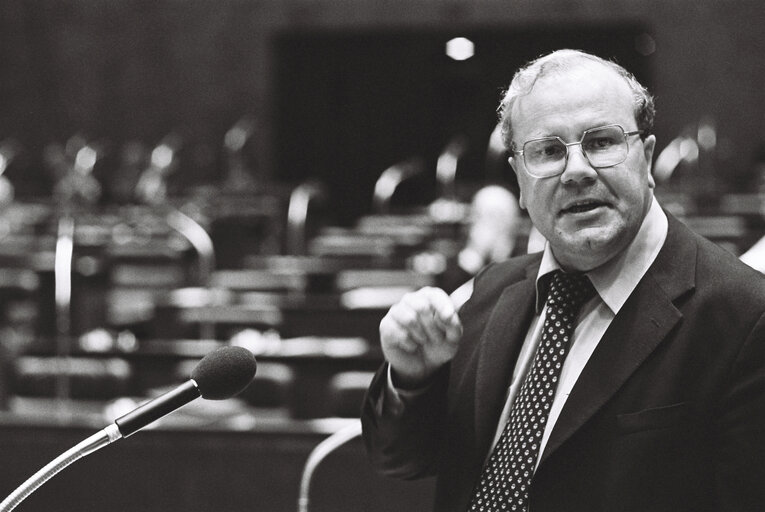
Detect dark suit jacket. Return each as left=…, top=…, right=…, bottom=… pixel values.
left=362, top=214, right=765, bottom=512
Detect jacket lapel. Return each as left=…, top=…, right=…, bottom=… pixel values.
left=473, top=261, right=538, bottom=458
left=539, top=214, right=698, bottom=465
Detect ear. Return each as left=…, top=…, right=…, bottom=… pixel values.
left=508, top=156, right=527, bottom=210
left=642, top=134, right=657, bottom=189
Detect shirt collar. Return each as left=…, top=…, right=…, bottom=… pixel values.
left=535, top=197, right=668, bottom=314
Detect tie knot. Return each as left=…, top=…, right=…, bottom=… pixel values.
left=546, top=270, right=595, bottom=312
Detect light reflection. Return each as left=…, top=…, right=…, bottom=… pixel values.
left=446, top=37, right=474, bottom=61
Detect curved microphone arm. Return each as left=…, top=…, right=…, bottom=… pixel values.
left=133, top=132, right=215, bottom=285
left=286, top=181, right=326, bottom=255
left=436, top=135, right=468, bottom=200
left=0, top=138, right=20, bottom=177
left=297, top=420, right=363, bottom=512
left=372, top=157, right=425, bottom=214
left=54, top=215, right=75, bottom=403
left=0, top=347, right=255, bottom=512
left=0, top=425, right=122, bottom=512
left=164, top=208, right=216, bottom=285
left=223, top=116, right=257, bottom=190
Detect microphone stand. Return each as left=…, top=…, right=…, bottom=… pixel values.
left=0, top=346, right=255, bottom=512
left=436, top=135, right=467, bottom=202
left=50, top=138, right=103, bottom=413
left=372, top=157, right=425, bottom=215
left=0, top=139, right=20, bottom=208
left=135, top=132, right=216, bottom=336
left=163, top=207, right=216, bottom=286
left=222, top=116, right=258, bottom=192
left=285, top=181, right=326, bottom=256
left=297, top=420, right=362, bottom=512
left=2, top=138, right=112, bottom=510
left=135, top=132, right=216, bottom=282
left=53, top=215, right=75, bottom=406
left=0, top=425, right=122, bottom=512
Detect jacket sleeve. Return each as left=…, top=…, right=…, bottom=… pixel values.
left=361, top=362, right=450, bottom=480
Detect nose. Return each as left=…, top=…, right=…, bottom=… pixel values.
left=560, top=143, right=598, bottom=184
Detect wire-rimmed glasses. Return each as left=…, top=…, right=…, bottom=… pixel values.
left=511, top=124, right=643, bottom=179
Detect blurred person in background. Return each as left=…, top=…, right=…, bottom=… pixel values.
left=362, top=49, right=765, bottom=512
left=439, top=184, right=523, bottom=298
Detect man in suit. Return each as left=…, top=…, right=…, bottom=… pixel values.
left=361, top=49, right=765, bottom=511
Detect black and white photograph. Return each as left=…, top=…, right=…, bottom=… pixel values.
left=0, top=1, right=763, bottom=511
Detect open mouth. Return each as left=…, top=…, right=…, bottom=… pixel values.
left=562, top=201, right=604, bottom=214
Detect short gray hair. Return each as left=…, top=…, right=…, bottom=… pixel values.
left=498, top=49, right=655, bottom=151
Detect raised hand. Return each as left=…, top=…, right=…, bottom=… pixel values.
left=379, top=287, right=463, bottom=388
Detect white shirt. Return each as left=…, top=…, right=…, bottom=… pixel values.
left=386, top=197, right=669, bottom=469
left=488, top=197, right=668, bottom=466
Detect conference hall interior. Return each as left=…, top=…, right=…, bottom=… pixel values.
left=0, top=1, right=762, bottom=511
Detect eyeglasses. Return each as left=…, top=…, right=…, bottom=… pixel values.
left=511, top=124, right=643, bottom=179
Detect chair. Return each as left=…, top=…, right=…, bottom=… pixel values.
left=296, top=420, right=435, bottom=512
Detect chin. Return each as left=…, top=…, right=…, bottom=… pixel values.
left=554, top=228, right=626, bottom=268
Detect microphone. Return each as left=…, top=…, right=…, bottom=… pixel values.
left=0, top=346, right=257, bottom=512
left=115, top=344, right=257, bottom=436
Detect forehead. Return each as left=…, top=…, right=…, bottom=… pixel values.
left=511, top=63, right=635, bottom=139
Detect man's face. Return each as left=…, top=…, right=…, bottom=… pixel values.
left=508, top=64, right=657, bottom=271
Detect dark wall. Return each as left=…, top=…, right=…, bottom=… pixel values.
left=0, top=0, right=763, bottom=219
left=274, top=26, right=650, bottom=223
left=0, top=1, right=270, bottom=195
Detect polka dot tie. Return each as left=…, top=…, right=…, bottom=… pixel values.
left=468, top=270, right=595, bottom=512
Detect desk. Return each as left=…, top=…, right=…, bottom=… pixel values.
left=0, top=399, right=434, bottom=512
left=14, top=338, right=383, bottom=419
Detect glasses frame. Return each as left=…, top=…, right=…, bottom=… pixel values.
left=511, top=124, right=644, bottom=179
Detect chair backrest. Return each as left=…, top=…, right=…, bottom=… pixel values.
left=297, top=420, right=436, bottom=512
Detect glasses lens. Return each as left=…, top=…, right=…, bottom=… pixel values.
left=582, top=126, right=628, bottom=167
left=523, top=138, right=567, bottom=177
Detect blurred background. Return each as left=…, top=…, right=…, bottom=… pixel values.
left=0, top=1, right=762, bottom=511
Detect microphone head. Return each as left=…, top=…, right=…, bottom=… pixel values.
left=191, top=346, right=257, bottom=400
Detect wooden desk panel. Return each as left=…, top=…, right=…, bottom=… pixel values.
left=0, top=415, right=434, bottom=512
